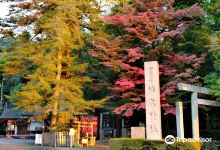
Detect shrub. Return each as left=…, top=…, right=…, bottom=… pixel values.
left=109, top=138, right=164, bottom=150
left=109, top=138, right=165, bottom=150
left=201, top=140, right=220, bottom=150
left=166, top=141, right=202, bottom=150
left=200, top=130, right=220, bottom=140
left=109, top=138, right=202, bottom=150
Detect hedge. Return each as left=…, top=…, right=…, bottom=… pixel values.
left=200, top=130, right=220, bottom=140
left=109, top=138, right=202, bottom=150
left=167, top=141, right=202, bottom=150
left=201, top=140, right=220, bottom=150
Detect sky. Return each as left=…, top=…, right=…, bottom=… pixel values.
left=0, top=0, right=114, bottom=19
left=0, top=0, right=113, bottom=36
left=0, top=2, right=11, bottom=19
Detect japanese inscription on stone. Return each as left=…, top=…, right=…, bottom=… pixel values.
left=144, top=61, right=162, bottom=140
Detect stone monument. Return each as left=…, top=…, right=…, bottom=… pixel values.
left=144, top=61, right=162, bottom=140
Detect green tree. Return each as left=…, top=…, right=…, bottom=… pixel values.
left=0, top=36, right=16, bottom=105
left=1, top=0, right=103, bottom=130
left=202, top=0, right=220, bottom=99
left=174, top=0, right=220, bottom=96
left=204, top=32, right=220, bottom=100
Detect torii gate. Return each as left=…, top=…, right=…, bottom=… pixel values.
left=176, top=83, right=220, bottom=139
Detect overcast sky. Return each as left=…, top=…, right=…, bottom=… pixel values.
left=0, top=0, right=114, bottom=19
left=0, top=2, right=11, bottom=19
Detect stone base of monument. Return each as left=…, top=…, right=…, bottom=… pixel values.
left=131, top=127, right=145, bottom=138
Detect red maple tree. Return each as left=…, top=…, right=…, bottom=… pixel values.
left=91, top=0, right=206, bottom=116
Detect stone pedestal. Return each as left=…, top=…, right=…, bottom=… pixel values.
left=131, top=127, right=145, bottom=138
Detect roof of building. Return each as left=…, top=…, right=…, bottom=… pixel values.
left=0, top=109, right=33, bottom=119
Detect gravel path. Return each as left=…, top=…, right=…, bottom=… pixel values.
left=0, top=138, right=35, bottom=145
left=0, top=138, right=109, bottom=150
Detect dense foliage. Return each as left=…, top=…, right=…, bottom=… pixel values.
left=0, top=0, right=104, bottom=130
left=203, top=0, right=220, bottom=100
left=204, top=31, right=220, bottom=100
left=173, top=0, right=220, bottom=100
left=0, top=0, right=219, bottom=129
left=91, top=0, right=206, bottom=116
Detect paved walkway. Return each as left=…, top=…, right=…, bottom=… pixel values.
left=0, top=138, right=109, bottom=150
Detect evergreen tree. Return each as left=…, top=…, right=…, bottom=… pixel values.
left=204, top=32, right=220, bottom=100
left=203, top=0, right=220, bottom=100
left=1, top=0, right=103, bottom=130
left=0, top=36, right=16, bottom=105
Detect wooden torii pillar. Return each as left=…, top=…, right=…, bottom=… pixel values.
left=177, top=83, right=220, bottom=139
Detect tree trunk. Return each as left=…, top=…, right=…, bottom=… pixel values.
left=51, top=97, right=59, bottom=131
left=51, top=51, right=62, bottom=131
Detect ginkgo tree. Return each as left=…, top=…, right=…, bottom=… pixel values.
left=91, top=0, right=206, bottom=116
left=1, top=0, right=104, bottom=130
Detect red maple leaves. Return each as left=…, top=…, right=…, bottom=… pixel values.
left=91, top=0, right=205, bottom=116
